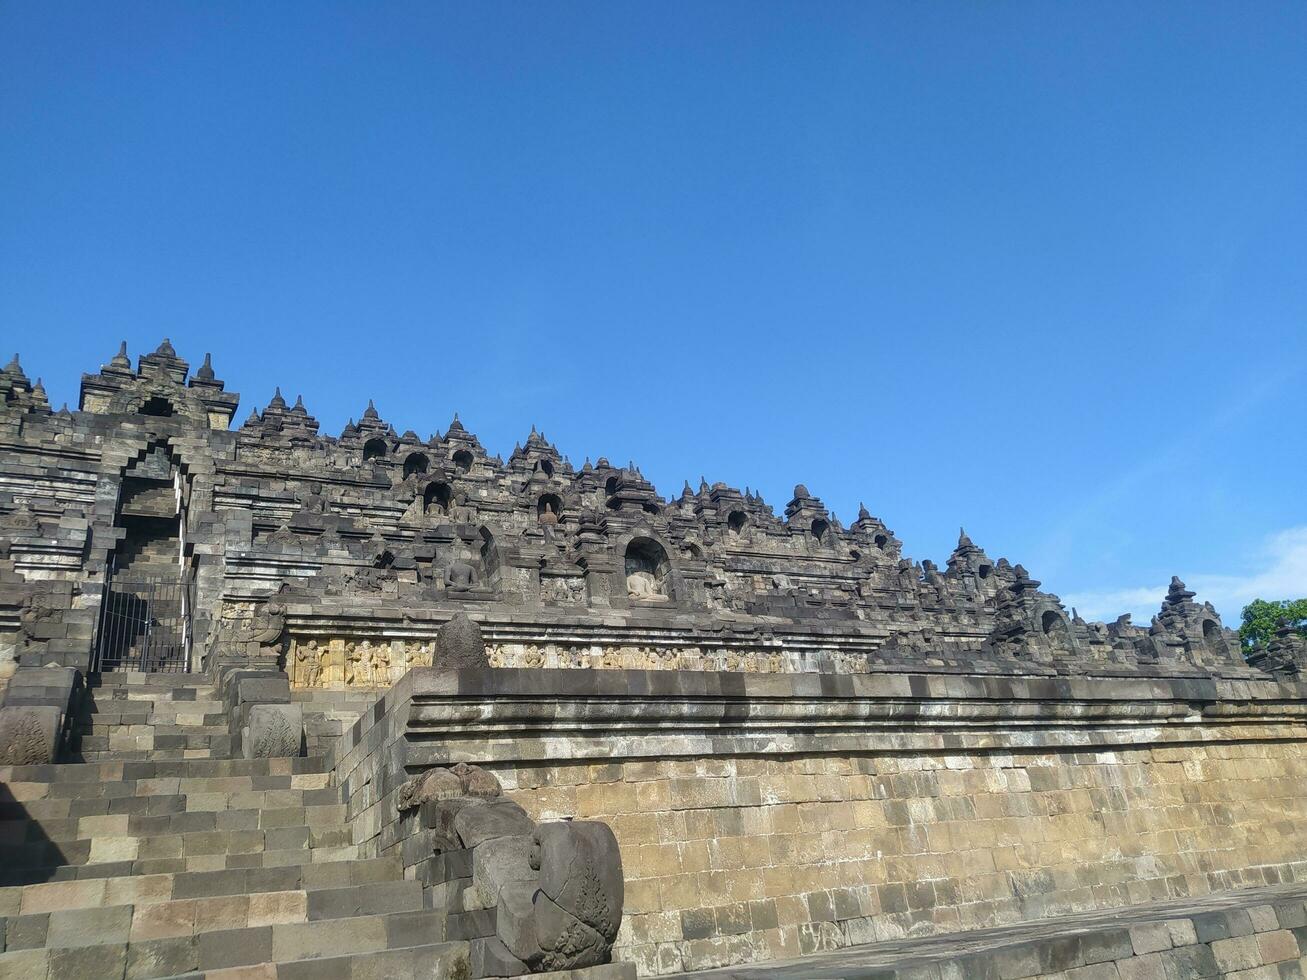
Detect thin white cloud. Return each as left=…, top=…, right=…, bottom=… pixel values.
left=1063, top=525, right=1307, bottom=625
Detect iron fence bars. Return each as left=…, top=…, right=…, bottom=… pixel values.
left=94, top=570, right=193, bottom=672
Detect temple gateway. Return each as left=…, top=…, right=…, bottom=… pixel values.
left=1, top=341, right=1305, bottom=979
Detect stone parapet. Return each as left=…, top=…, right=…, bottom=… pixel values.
left=330, top=666, right=1307, bottom=975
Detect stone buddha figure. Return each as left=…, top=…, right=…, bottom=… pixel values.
left=300, top=482, right=328, bottom=514
left=626, top=569, right=660, bottom=599
left=444, top=560, right=478, bottom=592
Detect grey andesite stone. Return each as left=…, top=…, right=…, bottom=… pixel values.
left=467, top=833, right=536, bottom=910
left=434, top=612, right=488, bottom=669
left=0, top=704, right=61, bottom=766
left=454, top=799, right=535, bottom=849
left=536, top=821, right=624, bottom=943
left=244, top=702, right=302, bottom=758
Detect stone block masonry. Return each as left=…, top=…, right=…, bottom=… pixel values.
left=338, top=666, right=1307, bottom=976
left=678, top=881, right=1307, bottom=978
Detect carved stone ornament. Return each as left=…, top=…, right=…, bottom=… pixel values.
left=0, top=705, right=60, bottom=766
left=244, top=703, right=302, bottom=759
left=395, top=761, right=502, bottom=812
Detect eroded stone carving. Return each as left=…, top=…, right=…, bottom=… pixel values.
left=435, top=612, right=488, bottom=669
left=403, top=761, right=624, bottom=976
left=444, top=560, right=478, bottom=591
left=498, top=821, right=624, bottom=972
left=0, top=705, right=60, bottom=766
left=245, top=702, right=302, bottom=759
left=396, top=761, right=502, bottom=811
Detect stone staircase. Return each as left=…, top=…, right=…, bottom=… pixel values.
left=73, top=674, right=231, bottom=762
left=289, top=687, right=380, bottom=760
left=0, top=676, right=469, bottom=979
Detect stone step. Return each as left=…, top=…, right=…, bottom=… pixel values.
left=0, top=822, right=358, bottom=878
left=0, top=856, right=403, bottom=917
left=0, top=802, right=349, bottom=847
left=78, top=712, right=228, bottom=726
left=0, top=879, right=425, bottom=955
left=77, top=731, right=232, bottom=751
left=153, top=941, right=470, bottom=980
left=0, top=755, right=329, bottom=785
left=83, top=685, right=222, bottom=700
left=80, top=699, right=222, bottom=716
left=1, top=786, right=339, bottom=825
left=0, top=841, right=365, bottom=887
left=0, top=908, right=453, bottom=979
left=74, top=750, right=228, bottom=763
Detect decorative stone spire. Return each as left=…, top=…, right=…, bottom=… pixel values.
left=195, top=352, right=215, bottom=381
left=1009, top=564, right=1041, bottom=594
left=3, top=353, right=23, bottom=378
left=30, top=378, right=50, bottom=412
left=291, top=395, right=307, bottom=415
left=363, top=399, right=379, bottom=420
left=156, top=338, right=176, bottom=356
left=268, top=387, right=287, bottom=411
left=958, top=527, right=974, bottom=549
left=110, top=341, right=132, bottom=371
left=448, top=413, right=465, bottom=433
left=1165, top=576, right=1196, bottom=605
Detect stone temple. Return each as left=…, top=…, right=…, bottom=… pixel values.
left=1, top=340, right=1306, bottom=980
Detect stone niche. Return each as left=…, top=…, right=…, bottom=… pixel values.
left=623, top=537, right=672, bottom=602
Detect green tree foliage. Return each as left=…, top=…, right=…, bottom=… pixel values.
left=1240, top=598, right=1307, bottom=652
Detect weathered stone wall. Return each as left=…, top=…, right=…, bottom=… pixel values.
left=358, top=667, right=1307, bottom=977
left=504, top=738, right=1307, bottom=975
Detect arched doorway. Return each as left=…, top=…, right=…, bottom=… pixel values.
left=96, top=444, right=193, bottom=672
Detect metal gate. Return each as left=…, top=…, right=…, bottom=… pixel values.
left=94, top=572, right=193, bottom=672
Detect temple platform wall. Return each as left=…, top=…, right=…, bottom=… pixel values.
left=329, top=666, right=1307, bottom=976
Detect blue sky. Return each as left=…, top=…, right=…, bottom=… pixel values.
left=2, top=3, right=1304, bottom=624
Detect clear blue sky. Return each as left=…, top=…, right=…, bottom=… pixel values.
left=2, top=3, right=1304, bottom=623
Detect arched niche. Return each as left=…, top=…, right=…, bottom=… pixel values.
left=811, top=518, right=830, bottom=543
left=403, top=452, right=429, bottom=480
left=534, top=458, right=555, bottom=478
left=537, top=493, right=562, bottom=523
left=140, top=395, right=175, bottom=418
left=604, top=476, right=619, bottom=496
left=625, top=536, right=672, bottom=600
left=978, top=563, right=993, bottom=580
left=874, top=533, right=889, bottom=550
left=1041, top=610, right=1069, bottom=639
left=452, top=449, right=474, bottom=473
left=478, top=526, right=502, bottom=590
left=727, top=510, right=747, bottom=535
left=1202, top=618, right=1231, bottom=661
left=423, top=482, right=452, bottom=515
left=363, top=438, right=388, bottom=462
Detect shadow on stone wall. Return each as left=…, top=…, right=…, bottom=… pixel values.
left=0, top=780, right=69, bottom=886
